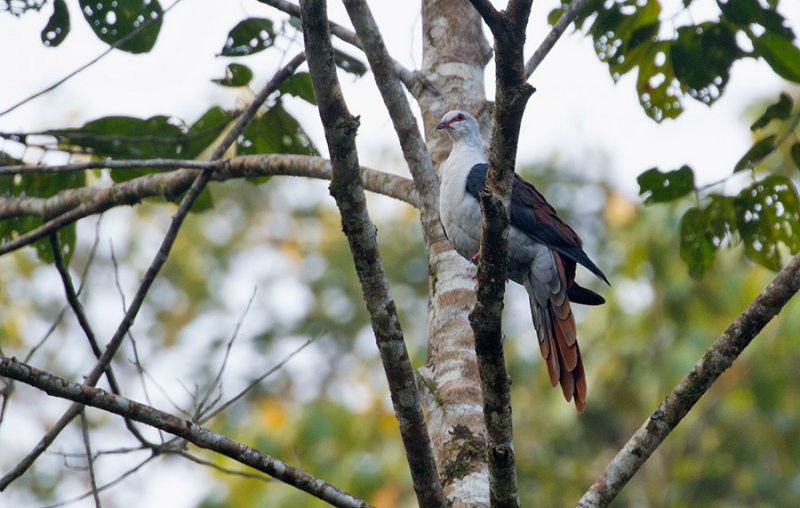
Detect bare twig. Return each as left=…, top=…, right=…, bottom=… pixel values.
left=50, top=233, right=153, bottom=446
left=195, top=287, right=258, bottom=419
left=0, top=356, right=372, bottom=508
left=42, top=455, right=156, bottom=508
left=199, top=337, right=317, bottom=425
left=342, top=0, right=439, bottom=218
left=79, top=410, right=103, bottom=508
left=579, top=252, right=800, bottom=507
left=525, top=0, right=589, bottom=78
left=301, top=1, right=444, bottom=506
left=0, top=0, right=187, bottom=118
left=0, top=50, right=307, bottom=491
left=257, top=0, right=429, bottom=97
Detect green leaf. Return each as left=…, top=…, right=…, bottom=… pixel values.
left=212, top=63, right=254, bottom=87
left=791, top=142, right=800, bottom=171
left=41, top=0, right=70, bottom=47
left=636, top=41, right=683, bottom=121
left=55, top=115, right=184, bottom=182
left=733, top=134, right=776, bottom=172
left=588, top=0, right=661, bottom=79
left=237, top=105, right=318, bottom=158
left=734, top=175, right=800, bottom=270
left=704, top=194, right=738, bottom=247
left=277, top=72, right=316, bottom=105
left=220, top=18, right=274, bottom=57
left=680, top=207, right=716, bottom=278
left=718, top=0, right=793, bottom=38
left=637, top=165, right=695, bottom=204
left=671, top=22, right=741, bottom=105
left=58, top=115, right=183, bottom=157
left=750, top=92, right=793, bottom=131
left=0, top=171, right=84, bottom=264
left=183, top=107, right=232, bottom=159
left=753, top=31, right=800, bottom=83
left=333, top=49, right=367, bottom=76
left=78, top=0, right=163, bottom=54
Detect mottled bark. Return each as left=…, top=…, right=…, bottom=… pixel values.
left=417, top=1, right=494, bottom=506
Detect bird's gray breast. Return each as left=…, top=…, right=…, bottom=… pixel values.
left=439, top=171, right=482, bottom=260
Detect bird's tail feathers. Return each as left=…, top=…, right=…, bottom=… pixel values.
left=525, top=253, right=587, bottom=413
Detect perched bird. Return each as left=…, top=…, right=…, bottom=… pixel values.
left=436, top=110, right=608, bottom=412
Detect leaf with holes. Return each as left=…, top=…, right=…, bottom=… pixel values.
left=237, top=105, right=318, bottom=158
left=733, top=135, right=776, bottom=172
left=734, top=175, right=800, bottom=270
left=671, top=22, right=741, bottom=106
left=212, top=63, right=254, bottom=87
left=78, top=0, right=163, bottom=54
left=719, top=0, right=794, bottom=39
left=680, top=207, right=716, bottom=278
left=636, top=41, right=684, bottom=121
left=750, top=92, right=793, bottom=131
left=220, top=18, right=274, bottom=57
left=41, top=0, right=70, bottom=47
left=637, top=165, right=695, bottom=204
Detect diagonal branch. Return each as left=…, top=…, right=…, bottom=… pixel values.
left=0, top=54, right=306, bottom=491
left=300, top=1, right=445, bottom=506
left=257, top=0, right=431, bottom=97
left=0, top=356, right=372, bottom=508
left=340, top=0, right=441, bottom=241
left=49, top=233, right=154, bottom=447
left=579, top=251, right=800, bottom=507
left=525, top=0, right=589, bottom=78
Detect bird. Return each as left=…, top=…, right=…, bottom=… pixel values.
left=435, top=109, right=609, bottom=412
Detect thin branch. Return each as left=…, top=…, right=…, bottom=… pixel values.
left=0, top=46, right=305, bottom=492
left=0, top=356, right=372, bottom=508
left=257, top=0, right=430, bottom=97
left=176, top=450, right=272, bottom=482
left=342, top=0, right=439, bottom=220
left=79, top=410, right=103, bottom=508
left=525, top=0, right=589, bottom=78
left=0, top=0, right=186, bottom=118
left=0, top=155, right=420, bottom=257
left=199, top=337, right=317, bottom=425
left=49, top=233, right=153, bottom=447
left=301, top=1, right=444, bottom=506
left=194, top=287, right=258, bottom=419
left=579, top=251, right=800, bottom=507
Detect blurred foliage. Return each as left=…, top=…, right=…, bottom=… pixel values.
left=551, top=0, right=800, bottom=121
left=548, top=1, right=800, bottom=278
left=2, top=145, right=800, bottom=506
left=638, top=92, right=800, bottom=277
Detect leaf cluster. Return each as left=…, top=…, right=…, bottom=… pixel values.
left=551, top=0, right=800, bottom=121
left=637, top=92, right=800, bottom=277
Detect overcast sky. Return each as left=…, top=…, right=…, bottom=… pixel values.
left=2, top=1, right=799, bottom=195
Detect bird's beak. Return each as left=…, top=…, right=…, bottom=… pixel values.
left=435, top=119, right=450, bottom=130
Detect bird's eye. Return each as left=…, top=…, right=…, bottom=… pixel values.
left=454, top=113, right=465, bottom=121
